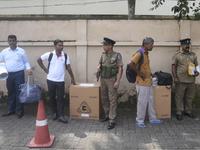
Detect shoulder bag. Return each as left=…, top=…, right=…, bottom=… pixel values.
left=19, top=74, right=41, bottom=103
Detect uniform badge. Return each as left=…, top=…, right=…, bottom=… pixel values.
left=111, top=57, right=115, bottom=60
left=190, top=56, right=194, bottom=59
left=118, top=55, right=121, bottom=60
left=172, top=56, right=175, bottom=60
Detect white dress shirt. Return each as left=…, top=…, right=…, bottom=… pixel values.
left=0, top=46, right=31, bottom=72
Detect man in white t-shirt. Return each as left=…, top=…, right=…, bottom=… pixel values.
left=37, top=39, right=76, bottom=123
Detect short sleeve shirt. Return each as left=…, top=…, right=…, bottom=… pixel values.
left=131, top=48, right=151, bottom=86
left=41, top=50, right=70, bottom=82
left=172, top=51, right=198, bottom=83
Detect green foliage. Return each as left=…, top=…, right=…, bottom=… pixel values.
left=150, top=0, right=200, bottom=20
left=193, top=3, right=200, bottom=20
left=149, top=0, right=165, bottom=11
left=171, top=0, right=190, bottom=20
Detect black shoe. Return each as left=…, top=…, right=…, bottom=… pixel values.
left=100, top=117, right=109, bottom=122
left=2, top=111, right=15, bottom=117
left=18, top=112, right=24, bottom=119
left=52, top=113, right=58, bottom=120
left=176, top=115, right=182, bottom=121
left=184, top=113, right=196, bottom=118
left=58, top=116, right=68, bottom=123
left=107, top=123, right=115, bottom=130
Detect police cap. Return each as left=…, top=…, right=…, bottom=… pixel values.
left=103, top=37, right=116, bottom=45
left=179, top=38, right=191, bottom=45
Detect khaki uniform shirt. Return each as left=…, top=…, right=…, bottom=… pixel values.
left=131, top=51, right=151, bottom=86
left=172, top=51, right=198, bottom=83
left=99, top=51, right=123, bottom=69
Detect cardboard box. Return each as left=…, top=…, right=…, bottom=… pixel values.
left=69, top=83, right=102, bottom=120
left=153, top=85, right=171, bottom=119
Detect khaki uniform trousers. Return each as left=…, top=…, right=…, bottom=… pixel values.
left=100, top=76, right=117, bottom=123
left=175, top=82, right=195, bottom=115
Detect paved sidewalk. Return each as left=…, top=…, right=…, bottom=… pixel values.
left=0, top=103, right=200, bottom=150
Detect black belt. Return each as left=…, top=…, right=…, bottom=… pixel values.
left=8, top=70, right=24, bottom=74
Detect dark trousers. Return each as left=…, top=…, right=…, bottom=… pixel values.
left=47, top=79, right=65, bottom=117
left=6, top=70, right=24, bottom=113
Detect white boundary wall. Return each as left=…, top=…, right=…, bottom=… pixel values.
left=0, top=20, right=200, bottom=102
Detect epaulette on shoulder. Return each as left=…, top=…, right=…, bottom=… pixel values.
left=190, top=51, right=196, bottom=55
left=175, top=51, right=181, bottom=55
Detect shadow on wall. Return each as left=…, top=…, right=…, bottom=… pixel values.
left=1, top=85, right=200, bottom=110
left=193, top=84, right=200, bottom=110
left=39, top=88, right=70, bottom=107
left=117, top=84, right=200, bottom=111
left=0, top=88, right=70, bottom=108
left=0, top=91, right=8, bottom=106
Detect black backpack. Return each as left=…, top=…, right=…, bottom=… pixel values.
left=48, top=52, right=68, bottom=70
left=154, top=71, right=173, bottom=86
left=126, top=50, right=144, bottom=83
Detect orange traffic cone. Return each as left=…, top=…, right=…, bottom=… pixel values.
left=29, top=101, right=55, bottom=148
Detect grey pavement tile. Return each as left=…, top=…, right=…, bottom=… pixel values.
left=165, top=135, right=178, bottom=139
left=69, top=145, right=86, bottom=149
left=100, top=144, right=115, bottom=149
left=0, top=146, right=12, bottom=150
left=0, top=140, right=6, bottom=145
left=161, top=146, right=179, bottom=149
left=10, top=147, right=27, bottom=150
left=2, top=142, right=12, bottom=146
left=10, top=142, right=26, bottom=147
left=1, top=105, right=200, bottom=150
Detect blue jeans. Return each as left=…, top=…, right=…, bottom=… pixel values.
left=6, top=70, right=24, bottom=113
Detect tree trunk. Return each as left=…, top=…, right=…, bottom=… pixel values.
left=128, top=0, right=136, bottom=20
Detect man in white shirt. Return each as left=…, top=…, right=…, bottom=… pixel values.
left=37, top=39, right=76, bottom=123
left=0, top=35, right=32, bottom=118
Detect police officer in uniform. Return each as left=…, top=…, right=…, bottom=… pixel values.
left=172, top=38, right=199, bottom=121
left=97, top=37, right=123, bottom=130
